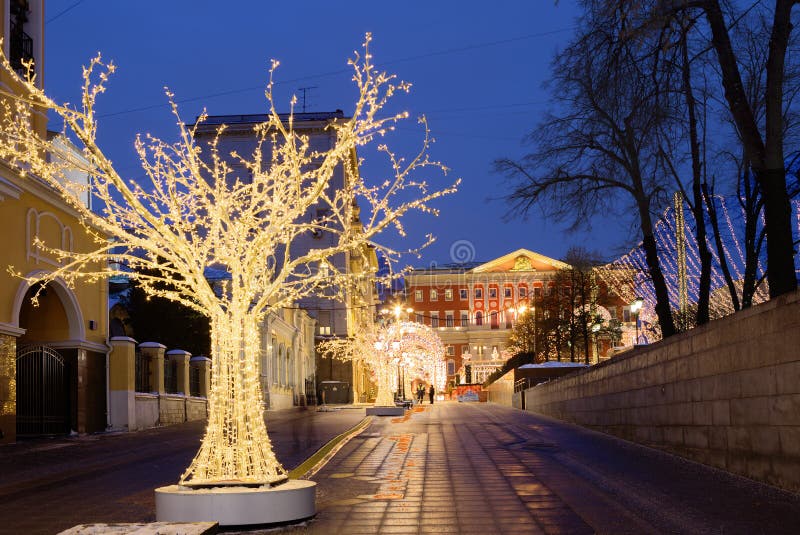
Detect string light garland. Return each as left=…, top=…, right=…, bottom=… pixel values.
left=596, top=195, right=797, bottom=341
left=0, top=35, right=458, bottom=486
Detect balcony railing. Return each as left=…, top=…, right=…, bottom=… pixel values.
left=10, top=22, right=33, bottom=74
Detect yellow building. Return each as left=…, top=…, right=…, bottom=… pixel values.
left=0, top=0, right=110, bottom=443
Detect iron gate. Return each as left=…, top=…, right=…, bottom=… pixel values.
left=16, top=345, right=69, bottom=436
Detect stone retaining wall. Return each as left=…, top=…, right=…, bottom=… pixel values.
left=524, top=290, right=800, bottom=492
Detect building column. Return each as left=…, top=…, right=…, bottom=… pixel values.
left=108, top=336, right=137, bottom=430
left=166, top=349, right=191, bottom=396
left=0, top=327, right=23, bottom=444
left=138, top=342, right=166, bottom=394
left=190, top=355, right=211, bottom=398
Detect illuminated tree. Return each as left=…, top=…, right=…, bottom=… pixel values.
left=0, top=35, right=457, bottom=486
left=331, top=319, right=445, bottom=406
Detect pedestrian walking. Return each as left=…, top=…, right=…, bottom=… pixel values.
left=428, top=384, right=435, bottom=404
left=416, top=384, right=424, bottom=404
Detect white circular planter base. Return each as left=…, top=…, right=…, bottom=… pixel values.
left=155, top=479, right=316, bottom=527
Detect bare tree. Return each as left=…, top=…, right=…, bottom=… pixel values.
left=496, top=7, right=678, bottom=337
left=623, top=0, right=799, bottom=297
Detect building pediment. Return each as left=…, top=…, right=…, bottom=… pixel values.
left=470, top=249, right=569, bottom=274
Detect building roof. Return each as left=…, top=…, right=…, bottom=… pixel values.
left=193, top=110, right=346, bottom=127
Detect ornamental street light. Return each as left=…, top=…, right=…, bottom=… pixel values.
left=631, top=297, right=644, bottom=346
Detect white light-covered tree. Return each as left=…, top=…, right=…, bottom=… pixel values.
left=320, top=318, right=446, bottom=407
left=0, top=35, right=457, bottom=486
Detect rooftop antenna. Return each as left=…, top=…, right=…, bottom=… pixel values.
left=298, top=86, right=318, bottom=113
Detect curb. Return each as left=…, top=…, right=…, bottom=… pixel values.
left=289, top=416, right=373, bottom=480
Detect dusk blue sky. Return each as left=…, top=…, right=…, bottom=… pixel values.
left=44, top=1, right=628, bottom=269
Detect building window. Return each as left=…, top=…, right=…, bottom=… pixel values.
left=623, top=306, right=631, bottom=323
left=414, top=289, right=423, bottom=302
left=317, top=310, right=332, bottom=336
left=447, top=345, right=455, bottom=356
left=608, top=306, right=617, bottom=319
left=489, top=288, right=497, bottom=299
left=416, top=313, right=424, bottom=323
left=430, top=289, right=438, bottom=301
left=445, top=312, right=454, bottom=327
left=504, top=287, right=512, bottom=298
left=444, top=288, right=453, bottom=301
left=545, top=284, right=552, bottom=296
left=476, top=345, right=485, bottom=357
left=534, top=286, right=542, bottom=298
left=431, top=312, right=439, bottom=328
left=461, top=344, right=469, bottom=355
left=460, top=312, right=469, bottom=327
left=475, top=311, right=483, bottom=326
left=459, top=288, right=468, bottom=299
left=447, top=359, right=456, bottom=376
left=519, top=287, right=527, bottom=298
left=475, top=287, right=483, bottom=299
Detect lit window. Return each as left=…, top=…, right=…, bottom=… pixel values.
left=414, top=289, right=423, bottom=302
left=461, top=345, right=469, bottom=355
left=444, top=288, right=453, bottom=301
left=430, top=289, right=438, bottom=301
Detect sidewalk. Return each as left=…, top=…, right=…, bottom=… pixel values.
left=0, top=406, right=365, bottom=534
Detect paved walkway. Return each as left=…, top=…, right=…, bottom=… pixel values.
left=0, top=407, right=364, bottom=534
left=276, top=402, right=800, bottom=534
left=3, top=402, right=800, bottom=534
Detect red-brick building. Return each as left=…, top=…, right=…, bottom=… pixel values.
left=403, top=249, right=636, bottom=391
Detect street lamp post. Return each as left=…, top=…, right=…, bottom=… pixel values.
left=631, top=297, right=644, bottom=346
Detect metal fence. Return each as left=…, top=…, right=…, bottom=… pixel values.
left=189, top=365, right=200, bottom=397
left=164, top=358, right=178, bottom=394
left=135, top=351, right=151, bottom=392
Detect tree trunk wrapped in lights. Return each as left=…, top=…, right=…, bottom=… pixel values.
left=0, top=35, right=457, bottom=486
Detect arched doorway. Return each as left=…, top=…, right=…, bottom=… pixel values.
left=15, top=345, right=70, bottom=435
left=14, top=281, right=82, bottom=437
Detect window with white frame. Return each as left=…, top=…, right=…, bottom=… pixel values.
left=519, top=287, right=527, bottom=298
left=504, top=287, right=512, bottom=298
left=460, top=311, right=469, bottom=327
left=445, top=312, right=454, bottom=327
left=475, top=287, right=483, bottom=299
left=431, top=312, right=439, bottom=328
left=414, top=289, right=423, bottom=302
left=430, top=289, right=438, bottom=301
left=447, top=345, right=455, bottom=356
left=444, top=288, right=453, bottom=301
left=489, top=288, right=497, bottom=298
left=459, top=288, right=468, bottom=299
left=447, top=359, right=456, bottom=375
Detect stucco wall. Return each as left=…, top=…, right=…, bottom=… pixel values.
left=159, top=394, right=187, bottom=425
left=524, top=290, right=800, bottom=492
left=134, top=393, right=159, bottom=430
left=186, top=397, right=207, bottom=421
